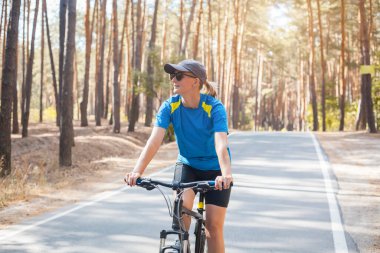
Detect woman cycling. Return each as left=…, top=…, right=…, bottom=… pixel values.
left=125, top=59, right=233, bottom=253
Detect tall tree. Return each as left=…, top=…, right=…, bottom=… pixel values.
left=145, top=0, right=159, bottom=127
left=21, top=0, right=39, bottom=138
left=232, top=0, right=241, bottom=129
left=80, top=0, right=97, bottom=127
left=316, top=0, right=327, bottom=131
left=193, top=0, right=203, bottom=59
left=112, top=0, right=121, bottom=133
left=0, top=0, right=21, bottom=177
left=59, top=0, right=68, bottom=127
left=40, top=0, right=45, bottom=123
left=306, top=0, right=318, bottom=131
left=128, top=0, right=144, bottom=132
left=59, top=0, right=77, bottom=166
left=180, top=0, right=197, bottom=56
left=95, top=0, right=107, bottom=126
left=358, top=0, right=377, bottom=133
left=44, top=0, right=59, bottom=126
left=338, top=0, right=346, bottom=131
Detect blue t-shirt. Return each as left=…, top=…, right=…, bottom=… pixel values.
left=155, top=94, right=229, bottom=171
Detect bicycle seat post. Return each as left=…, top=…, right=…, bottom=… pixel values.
left=197, top=191, right=205, bottom=215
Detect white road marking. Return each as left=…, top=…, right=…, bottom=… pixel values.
left=0, top=166, right=173, bottom=242
left=310, top=132, right=349, bottom=253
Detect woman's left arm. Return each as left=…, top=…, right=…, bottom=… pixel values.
left=214, top=132, right=233, bottom=190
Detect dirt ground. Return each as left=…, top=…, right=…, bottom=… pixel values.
left=0, top=124, right=379, bottom=252
left=317, top=132, right=380, bottom=253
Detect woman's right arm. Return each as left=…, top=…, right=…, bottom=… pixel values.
left=124, top=126, right=166, bottom=186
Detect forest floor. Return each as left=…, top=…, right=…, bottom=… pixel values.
left=0, top=123, right=379, bottom=252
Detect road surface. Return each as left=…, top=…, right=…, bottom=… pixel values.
left=0, top=132, right=357, bottom=252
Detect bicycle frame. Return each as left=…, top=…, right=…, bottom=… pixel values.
left=136, top=178, right=213, bottom=253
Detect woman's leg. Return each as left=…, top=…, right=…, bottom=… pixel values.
left=205, top=204, right=227, bottom=253
left=180, top=189, right=196, bottom=230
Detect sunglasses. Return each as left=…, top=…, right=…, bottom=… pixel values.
left=169, top=72, right=197, bottom=81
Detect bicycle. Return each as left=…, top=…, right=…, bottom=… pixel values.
left=136, top=177, right=216, bottom=253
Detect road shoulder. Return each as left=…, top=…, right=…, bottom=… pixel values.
left=316, top=132, right=380, bottom=253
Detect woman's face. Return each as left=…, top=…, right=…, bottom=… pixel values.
left=171, top=71, right=199, bottom=95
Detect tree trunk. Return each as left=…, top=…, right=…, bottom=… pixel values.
left=104, top=18, right=112, bottom=120
left=1, top=0, right=8, bottom=74
left=181, top=0, right=197, bottom=56
left=306, top=0, right=318, bottom=131
left=178, top=0, right=184, bottom=54
left=193, top=0, right=203, bottom=60
left=339, top=0, right=346, bottom=131
left=112, top=0, right=120, bottom=133
left=232, top=0, right=240, bottom=129
left=44, top=0, right=59, bottom=126
left=128, top=0, right=143, bottom=132
left=59, top=0, right=76, bottom=166
left=145, top=0, right=159, bottom=127
left=0, top=0, right=21, bottom=177
left=40, top=0, right=45, bottom=123
left=358, top=0, right=377, bottom=133
left=59, top=0, right=67, bottom=127
left=316, top=0, right=326, bottom=131
left=21, top=0, right=39, bottom=138
left=95, top=0, right=107, bottom=126
left=80, top=0, right=97, bottom=127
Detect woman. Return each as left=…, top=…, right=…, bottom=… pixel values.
left=125, top=59, right=233, bottom=253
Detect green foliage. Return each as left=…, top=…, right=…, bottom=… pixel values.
left=372, top=73, right=380, bottom=131
left=306, top=97, right=358, bottom=131
left=29, top=106, right=57, bottom=123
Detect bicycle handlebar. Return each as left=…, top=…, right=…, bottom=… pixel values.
left=136, top=177, right=216, bottom=191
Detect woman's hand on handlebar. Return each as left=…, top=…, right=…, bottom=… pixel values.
left=215, top=174, right=233, bottom=190
left=124, top=171, right=141, bottom=186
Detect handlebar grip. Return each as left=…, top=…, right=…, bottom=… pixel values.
left=136, top=178, right=143, bottom=185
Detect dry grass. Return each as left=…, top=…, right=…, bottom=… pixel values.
left=0, top=121, right=151, bottom=209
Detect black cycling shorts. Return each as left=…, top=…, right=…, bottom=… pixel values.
left=173, top=163, right=232, bottom=208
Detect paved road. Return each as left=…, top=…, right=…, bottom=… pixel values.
left=0, top=132, right=357, bottom=253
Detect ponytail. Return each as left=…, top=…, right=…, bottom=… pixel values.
left=202, top=80, right=218, bottom=98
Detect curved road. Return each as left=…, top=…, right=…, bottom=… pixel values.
left=0, top=132, right=357, bottom=252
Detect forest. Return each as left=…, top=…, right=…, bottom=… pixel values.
left=0, top=0, right=379, bottom=176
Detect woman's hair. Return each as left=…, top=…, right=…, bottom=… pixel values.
left=202, top=80, right=218, bottom=98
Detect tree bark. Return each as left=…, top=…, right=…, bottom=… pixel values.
left=358, top=0, right=377, bottom=133
left=232, top=0, right=240, bottom=129
left=59, top=0, right=67, bottom=127
left=178, top=0, right=184, bottom=54
left=95, top=0, right=107, bottom=126
left=104, top=18, right=112, bottom=120
left=339, top=0, right=346, bottom=131
left=181, top=0, right=197, bottom=56
left=145, top=0, right=159, bottom=127
left=80, top=0, right=97, bottom=127
left=316, top=0, right=327, bottom=131
left=112, top=0, right=121, bottom=133
left=128, top=0, right=143, bottom=132
left=0, top=0, right=21, bottom=177
left=306, top=0, right=318, bottom=131
left=21, top=0, right=39, bottom=138
left=193, top=0, right=203, bottom=60
left=59, top=0, right=77, bottom=166
left=40, top=0, right=45, bottom=123
left=44, top=0, right=59, bottom=126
